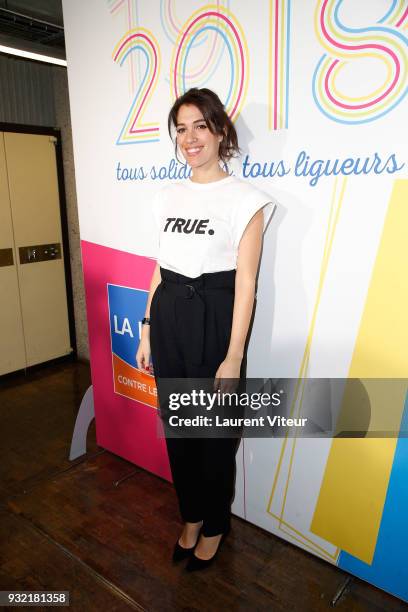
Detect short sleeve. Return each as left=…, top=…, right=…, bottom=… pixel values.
left=232, top=190, right=277, bottom=248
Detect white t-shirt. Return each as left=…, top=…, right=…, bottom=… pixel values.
left=151, top=175, right=277, bottom=278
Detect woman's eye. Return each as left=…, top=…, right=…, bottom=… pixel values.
left=197, top=124, right=207, bottom=129
left=176, top=128, right=185, bottom=134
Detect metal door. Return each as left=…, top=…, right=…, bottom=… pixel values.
left=4, top=132, right=72, bottom=367
left=0, top=132, right=26, bottom=375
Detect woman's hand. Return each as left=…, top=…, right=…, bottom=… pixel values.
left=213, top=356, right=242, bottom=393
left=136, top=263, right=161, bottom=374
left=136, top=335, right=151, bottom=373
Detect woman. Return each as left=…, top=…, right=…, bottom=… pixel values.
left=136, top=87, right=275, bottom=571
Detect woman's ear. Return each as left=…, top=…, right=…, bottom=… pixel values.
left=219, top=126, right=227, bottom=142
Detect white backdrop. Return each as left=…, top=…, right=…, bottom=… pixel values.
left=63, top=0, right=408, bottom=600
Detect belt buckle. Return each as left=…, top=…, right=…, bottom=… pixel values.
left=185, top=284, right=195, bottom=298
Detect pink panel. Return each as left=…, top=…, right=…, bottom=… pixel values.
left=81, top=239, right=171, bottom=481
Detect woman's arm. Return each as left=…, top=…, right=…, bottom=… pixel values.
left=136, top=262, right=162, bottom=373
left=214, top=209, right=264, bottom=390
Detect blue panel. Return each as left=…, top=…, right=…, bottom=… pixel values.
left=338, top=392, right=408, bottom=602
left=107, top=284, right=147, bottom=367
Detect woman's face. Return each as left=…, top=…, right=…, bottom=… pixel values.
left=175, top=104, right=222, bottom=170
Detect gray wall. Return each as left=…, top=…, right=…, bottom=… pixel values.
left=0, top=55, right=56, bottom=124
left=0, top=54, right=89, bottom=361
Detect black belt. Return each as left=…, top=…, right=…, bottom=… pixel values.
left=159, top=267, right=235, bottom=365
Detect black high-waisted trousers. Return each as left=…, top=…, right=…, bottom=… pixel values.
left=150, top=266, right=244, bottom=537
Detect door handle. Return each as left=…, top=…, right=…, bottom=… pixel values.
left=19, top=243, right=62, bottom=264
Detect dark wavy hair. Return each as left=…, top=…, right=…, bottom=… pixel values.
left=167, top=88, right=241, bottom=166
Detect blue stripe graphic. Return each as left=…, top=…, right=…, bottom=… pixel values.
left=338, top=391, right=408, bottom=602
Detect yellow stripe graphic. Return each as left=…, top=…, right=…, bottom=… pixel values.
left=311, top=180, right=408, bottom=564
left=265, top=178, right=346, bottom=560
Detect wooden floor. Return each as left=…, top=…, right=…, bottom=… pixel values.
left=0, top=361, right=406, bottom=612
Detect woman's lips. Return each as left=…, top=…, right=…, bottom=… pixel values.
left=185, top=147, right=203, bottom=157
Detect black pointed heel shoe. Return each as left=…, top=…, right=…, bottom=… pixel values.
left=185, top=528, right=230, bottom=572
left=172, top=539, right=196, bottom=563
left=172, top=526, right=202, bottom=563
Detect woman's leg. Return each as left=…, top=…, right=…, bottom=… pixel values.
left=164, top=436, right=203, bottom=524
left=151, top=270, right=243, bottom=556
left=198, top=437, right=241, bottom=536
left=184, top=286, right=244, bottom=552
left=150, top=281, right=204, bottom=537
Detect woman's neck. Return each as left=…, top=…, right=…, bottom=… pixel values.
left=189, top=166, right=229, bottom=184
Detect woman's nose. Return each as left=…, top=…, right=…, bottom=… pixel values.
left=186, top=129, right=197, bottom=142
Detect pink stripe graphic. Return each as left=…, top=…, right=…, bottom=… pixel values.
left=174, top=11, right=245, bottom=119
left=167, top=0, right=178, bottom=32
left=396, top=6, right=408, bottom=27
left=187, top=1, right=223, bottom=80
left=128, top=128, right=159, bottom=134
left=324, top=59, right=400, bottom=109
left=320, top=0, right=401, bottom=59
left=273, top=0, right=279, bottom=130
left=114, top=32, right=159, bottom=130
left=110, top=0, right=123, bottom=14
left=320, top=0, right=401, bottom=110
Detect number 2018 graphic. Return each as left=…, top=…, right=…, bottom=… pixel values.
left=313, top=0, right=408, bottom=124
left=108, top=0, right=408, bottom=145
